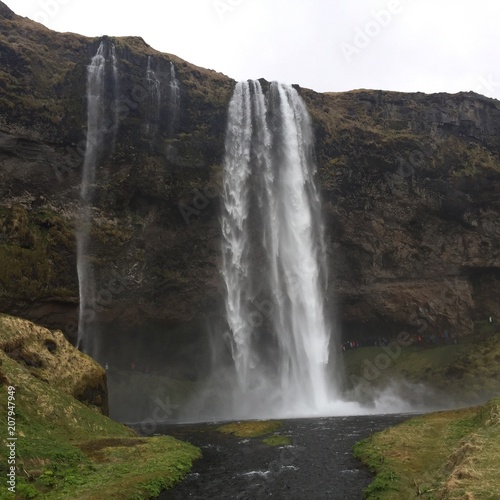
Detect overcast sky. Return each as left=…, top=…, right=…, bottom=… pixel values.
left=5, top=0, right=500, bottom=99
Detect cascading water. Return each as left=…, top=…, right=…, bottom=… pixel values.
left=110, top=44, right=119, bottom=148
left=220, top=80, right=335, bottom=417
left=77, top=43, right=105, bottom=352
left=145, top=56, right=161, bottom=137
left=168, top=62, right=180, bottom=133
left=77, top=41, right=117, bottom=354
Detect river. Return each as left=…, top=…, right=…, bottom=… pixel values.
left=145, top=413, right=414, bottom=499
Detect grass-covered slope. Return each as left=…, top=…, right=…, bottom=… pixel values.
left=0, top=315, right=200, bottom=499
left=343, top=323, right=500, bottom=406
left=0, top=313, right=106, bottom=412
left=354, top=398, right=500, bottom=499
left=348, top=325, right=500, bottom=498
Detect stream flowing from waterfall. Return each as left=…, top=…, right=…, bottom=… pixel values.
left=153, top=412, right=414, bottom=499
left=220, top=80, right=334, bottom=417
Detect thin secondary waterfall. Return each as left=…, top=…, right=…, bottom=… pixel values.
left=110, top=44, right=119, bottom=148
left=145, top=56, right=161, bottom=136
left=77, top=41, right=117, bottom=354
left=221, top=80, right=333, bottom=416
left=77, top=43, right=106, bottom=351
left=168, top=62, right=180, bottom=133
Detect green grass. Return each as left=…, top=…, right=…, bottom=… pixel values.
left=0, top=316, right=201, bottom=499
left=343, top=326, right=500, bottom=404
left=261, top=435, right=292, bottom=447
left=353, top=398, right=500, bottom=499
left=217, top=420, right=282, bottom=438
left=217, top=421, right=292, bottom=447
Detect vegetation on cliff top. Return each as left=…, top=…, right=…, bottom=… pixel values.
left=354, top=398, right=500, bottom=499
left=0, top=314, right=201, bottom=499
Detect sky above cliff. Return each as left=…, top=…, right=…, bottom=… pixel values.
left=5, top=0, right=500, bottom=100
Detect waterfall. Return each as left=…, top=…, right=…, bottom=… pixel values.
left=168, top=62, right=180, bottom=133
left=145, top=56, right=161, bottom=137
left=76, top=43, right=105, bottom=352
left=77, top=41, right=118, bottom=354
left=110, top=44, right=119, bottom=148
left=221, top=80, right=334, bottom=417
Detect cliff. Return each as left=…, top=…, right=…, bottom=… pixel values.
left=1, top=2, right=499, bottom=364
left=305, top=88, right=500, bottom=339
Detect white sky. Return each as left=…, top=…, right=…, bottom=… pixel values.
left=4, top=0, right=500, bottom=99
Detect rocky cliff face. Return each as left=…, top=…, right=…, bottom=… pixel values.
left=303, top=89, right=500, bottom=339
left=1, top=3, right=499, bottom=364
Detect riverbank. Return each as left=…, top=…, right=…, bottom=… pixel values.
left=354, top=398, right=500, bottom=499
left=0, top=314, right=200, bottom=499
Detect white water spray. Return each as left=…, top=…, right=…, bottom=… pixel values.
left=221, top=80, right=334, bottom=417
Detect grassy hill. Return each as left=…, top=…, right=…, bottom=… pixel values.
left=342, top=322, right=500, bottom=408
left=0, top=314, right=200, bottom=500
left=354, top=398, right=500, bottom=499
left=349, top=323, right=500, bottom=499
